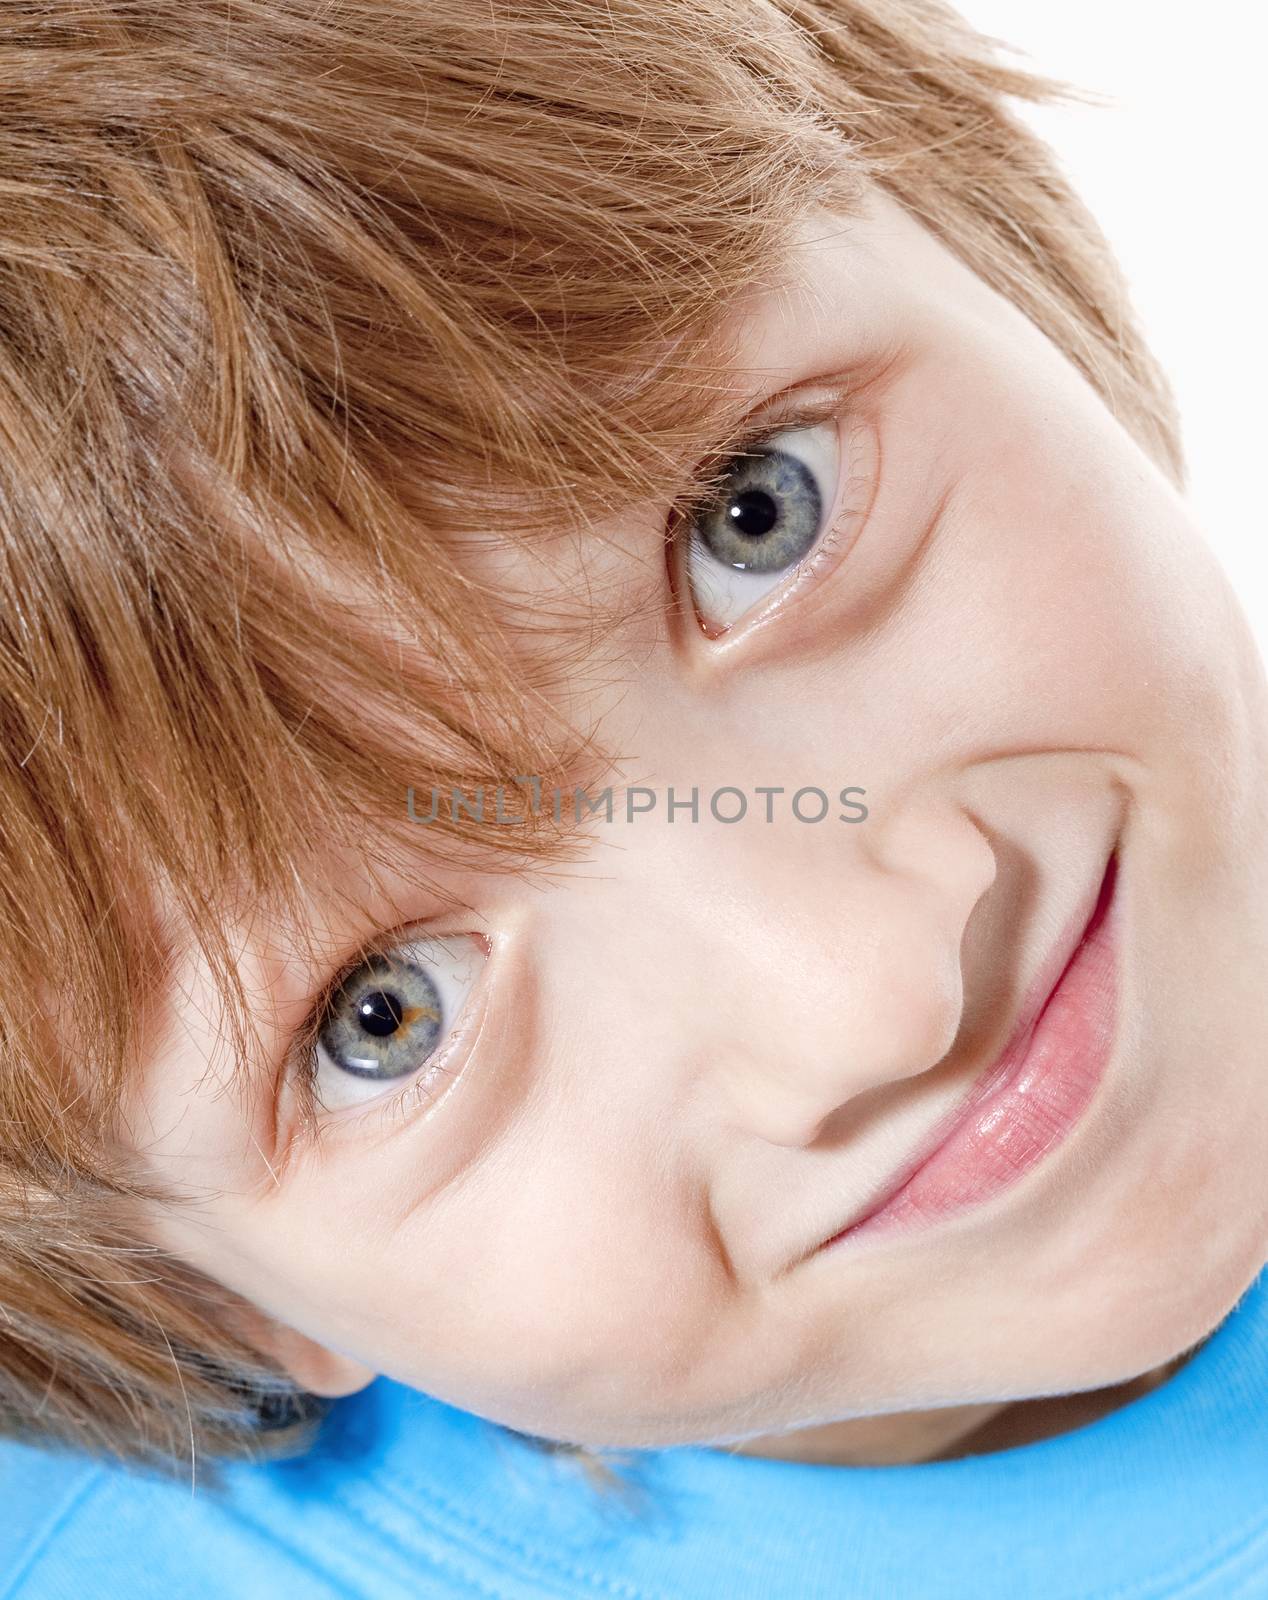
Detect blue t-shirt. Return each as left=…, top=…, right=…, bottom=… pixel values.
left=3, top=1263, right=1268, bottom=1599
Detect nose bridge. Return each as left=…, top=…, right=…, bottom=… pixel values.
left=550, top=798, right=997, bottom=1150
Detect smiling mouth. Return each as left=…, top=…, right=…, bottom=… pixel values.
left=814, top=847, right=1121, bottom=1255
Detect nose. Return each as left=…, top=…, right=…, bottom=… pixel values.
left=725, top=812, right=995, bottom=1147
left=647, top=802, right=997, bottom=1149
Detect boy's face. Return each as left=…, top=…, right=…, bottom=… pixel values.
left=123, top=184, right=1268, bottom=1452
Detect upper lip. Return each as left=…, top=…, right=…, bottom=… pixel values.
left=809, top=846, right=1118, bottom=1256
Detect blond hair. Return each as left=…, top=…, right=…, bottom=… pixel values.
left=0, top=0, right=1182, bottom=1494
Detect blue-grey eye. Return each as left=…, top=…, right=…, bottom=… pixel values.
left=685, top=420, right=841, bottom=631
left=311, top=934, right=485, bottom=1112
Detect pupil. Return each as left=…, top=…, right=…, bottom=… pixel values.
left=357, top=989, right=405, bottom=1037
left=727, top=489, right=779, bottom=540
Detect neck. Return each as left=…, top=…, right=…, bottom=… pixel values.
left=722, top=1351, right=1196, bottom=1467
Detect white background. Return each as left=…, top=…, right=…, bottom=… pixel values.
left=954, top=3, right=1267, bottom=658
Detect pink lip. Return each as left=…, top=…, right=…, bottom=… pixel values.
left=817, top=849, right=1120, bottom=1252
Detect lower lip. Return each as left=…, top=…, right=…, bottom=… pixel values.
left=821, top=852, right=1120, bottom=1251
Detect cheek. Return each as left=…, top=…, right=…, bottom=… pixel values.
left=330, top=1135, right=735, bottom=1432
left=907, top=360, right=1247, bottom=770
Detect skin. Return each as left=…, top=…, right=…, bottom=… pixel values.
left=119, top=183, right=1268, bottom=1467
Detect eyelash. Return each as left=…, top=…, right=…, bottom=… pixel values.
left=283, top=928, right=483, bottom=1142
